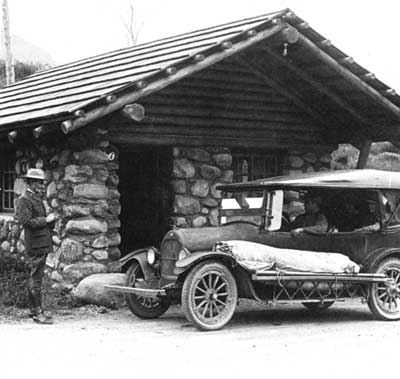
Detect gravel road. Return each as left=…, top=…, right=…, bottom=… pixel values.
left=1, top=299, right=398, bottom=379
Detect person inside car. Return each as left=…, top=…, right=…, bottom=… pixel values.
left=291, top=194, right=328, bottom=234
left=338, top=196, right=387, bottom=232
left=353, top=199, right=384, bottom=232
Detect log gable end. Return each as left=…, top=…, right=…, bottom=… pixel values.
left=108, top=57, right=329, bottom=151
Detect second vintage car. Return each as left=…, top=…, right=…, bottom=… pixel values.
left=107, top=169, right=400, bottom=331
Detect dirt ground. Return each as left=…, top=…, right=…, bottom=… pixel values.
left=1, top=299, right=399, bottom=379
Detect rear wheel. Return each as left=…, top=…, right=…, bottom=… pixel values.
left=125, top=262, right=170, bottom=319
left=368, top=257, right=400, bottom=321
left=302, top=301, right=334, bottom=312
left=182, top=261, right=237, bottom=331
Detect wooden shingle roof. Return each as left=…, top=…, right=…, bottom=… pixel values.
left=0, top=10, right=286, bottom=130
left=1, top=8, right=400, bottom=141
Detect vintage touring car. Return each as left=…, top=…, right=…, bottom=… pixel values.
left=107, top=169, right=400, bottom=331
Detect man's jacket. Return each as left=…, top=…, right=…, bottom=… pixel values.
left=16, top=190, right=53, bottom=256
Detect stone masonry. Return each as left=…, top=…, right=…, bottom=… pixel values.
left=0, top=125, right=121, bottom=293
left=0, top=138, right=333, bottom=296
left=171, top=147, right=234, bottom=228
left=282, top=149, right=333, bottom=218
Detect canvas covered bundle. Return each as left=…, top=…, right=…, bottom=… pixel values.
left=215, top=240, right=360, bottom=274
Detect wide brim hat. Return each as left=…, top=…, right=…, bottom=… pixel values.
left=24, top=168, right=46, bottom=181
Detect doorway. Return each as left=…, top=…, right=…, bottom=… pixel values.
left=118, top=147, right=173, bottom=255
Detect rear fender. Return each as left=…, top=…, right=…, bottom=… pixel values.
left=362, top=248, right=400, bottom=272
left=120, top=247, right=159, bottom=280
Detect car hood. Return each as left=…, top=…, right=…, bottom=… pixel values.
left=161, top=223, right=262, bottom=252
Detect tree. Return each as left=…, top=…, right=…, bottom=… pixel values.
left=1, top=0, right=15, bottom=84
left=0, top=60, right=45, bottom=87
left=121, top=0, right=143, bottom=46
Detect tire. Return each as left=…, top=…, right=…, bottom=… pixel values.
left=368, top=257, right=400, bottom=321
left=182, top=261, right=238, bottom=331
left=302, top=301, right=334, bottom=312
left=125, top=262, right=170, bottom=319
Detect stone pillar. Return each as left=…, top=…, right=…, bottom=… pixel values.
left=171, top=147, right=233, bottom=228
left=4, top=126, right=121, bottom=292
left=50, top=127, right=121, bottom=289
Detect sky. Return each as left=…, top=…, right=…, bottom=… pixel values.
left=6, top=0, right=400, bottom=90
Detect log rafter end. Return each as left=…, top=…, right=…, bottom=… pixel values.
left=121, top=103, right=145, bottom=122
left=33, top=126, right=43, bottom=139
left=8, top=130, right=17, bottom=143
left=61, top=120, right=73, bottom=135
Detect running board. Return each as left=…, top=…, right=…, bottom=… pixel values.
left=104, top=285, right=166, bottom=299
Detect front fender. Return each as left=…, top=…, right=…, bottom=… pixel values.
left=174, top=251, right=237, bottom=276
left=120, top=247, right=159, bottom=280
left=362, top=247, right=400, bottom=272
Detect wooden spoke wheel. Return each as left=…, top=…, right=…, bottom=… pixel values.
left=182, top=261, right=237, bottom=331
left=125, top=262, right=170, bottom=319
left=368, top=258, right=400, bottom=321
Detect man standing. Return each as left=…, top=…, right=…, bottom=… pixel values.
left=16, top=168, right=59, bottom=324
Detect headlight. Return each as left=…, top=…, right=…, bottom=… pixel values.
left=178, top=248, right=190, bottom=260
left=147, top=248, right=156, bottom=265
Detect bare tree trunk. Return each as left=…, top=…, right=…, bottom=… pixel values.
left=1, top=0, right=15, bottom=85
left=121, top=0, right=143, bottom=46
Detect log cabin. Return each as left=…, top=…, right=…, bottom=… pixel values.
left=1, top=9, right=400, bottom=288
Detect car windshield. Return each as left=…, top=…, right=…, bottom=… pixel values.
left=220, top=187, right=400, bottom=233
left=220, top=190, right=265, bottom=226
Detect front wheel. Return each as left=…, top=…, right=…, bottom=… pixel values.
left=182, top=261, right=238, bottom=331
left=125, top=262, right=170, bottom=319
left=368, top=257, right=400, bottom=321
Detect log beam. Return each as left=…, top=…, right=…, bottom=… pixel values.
left=260, top=46, right=372, bottom=127
left=356, top=139, right=372, bottom=169
left=295, top=32, right=400, bottom=120
left=234, top=55, right=326, bottom=125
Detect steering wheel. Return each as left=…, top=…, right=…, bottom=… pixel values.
left=280, top=213, right=291, bottom=232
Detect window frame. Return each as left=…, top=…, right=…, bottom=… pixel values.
left=0, top=152, right=16, bottom=213
left=232, top=150, right=283, bottom=183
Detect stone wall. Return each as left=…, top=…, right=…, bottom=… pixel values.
left=282, top=150, right=332, bottom=175
left=0, top=126, right=121, bottom=293
left=0, top=136, right=334, bottom=296
left=171, top=147, right=233, bottom=228
left=170, top=147, right=333, bottom=228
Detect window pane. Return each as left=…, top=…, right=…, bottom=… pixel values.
left=232, top=151, right=281, bottom=183
left=1, top=153, right=15, bottom=211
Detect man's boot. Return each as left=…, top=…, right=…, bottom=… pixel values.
left=27, top=289, right=36, bottom=318
left=32, top=311, right=53, bottom=325
left=31, top=290, right=53, bottom=325
left=37, top=290, right=53, bottom=320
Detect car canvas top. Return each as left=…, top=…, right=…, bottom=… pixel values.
left=218, top=169, right=400, bottom=191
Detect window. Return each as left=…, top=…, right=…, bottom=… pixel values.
left=232, top=151, right=282, bottom=182
left=1, top=153, right=15, bottom=212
